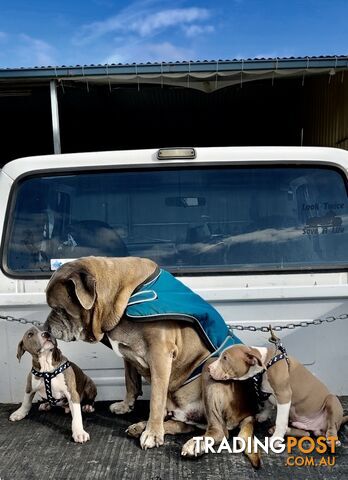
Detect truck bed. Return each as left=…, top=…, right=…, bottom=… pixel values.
left=1, top=399, right=348, bottom=480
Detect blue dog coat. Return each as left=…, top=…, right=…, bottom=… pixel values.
left=125, top=268, right=242, bottom=384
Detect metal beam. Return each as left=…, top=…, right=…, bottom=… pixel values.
left=49, top=80, right=61, bottom=154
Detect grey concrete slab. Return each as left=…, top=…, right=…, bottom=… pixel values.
left=1, top=399, right=348, bottom=480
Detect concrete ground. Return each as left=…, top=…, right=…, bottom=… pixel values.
left=1, top=399, right=348, bottom=480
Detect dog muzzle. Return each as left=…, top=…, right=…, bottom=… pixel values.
left=44, top=314, right=83, bottom=342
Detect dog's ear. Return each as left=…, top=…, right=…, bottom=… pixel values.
left=245, top=352, right=263, bottom=367
left=52, top=346, right=62, bottom=364
left=69, top=270, right=96, bottom=310
left=16, top=340, right=26, bottom=362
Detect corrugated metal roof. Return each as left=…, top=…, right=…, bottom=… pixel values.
left=0, top=55, right=347, bottom=79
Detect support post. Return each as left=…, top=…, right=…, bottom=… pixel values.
left=50, top=80, right=61, bottom=154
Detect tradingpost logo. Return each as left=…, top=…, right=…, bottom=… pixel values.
left=192, top=435, right=337, bottom=466
left=285, top=436, right=337, bottom=467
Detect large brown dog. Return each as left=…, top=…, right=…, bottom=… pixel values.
left=44, top=256, right=258, bottom=461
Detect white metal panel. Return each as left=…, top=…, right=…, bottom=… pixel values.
left=3, top=146, right=348, bottom=181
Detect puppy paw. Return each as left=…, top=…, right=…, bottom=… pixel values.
left=38, top=402, right=51, bottom=412
left=325, top=432, right=341, bottom=447
left=82, top=404, right=95, bottom=413
left=126, top=421, right=147, bottom=438
left=270, top=434, right=284, bottom=449
left=9, top=409, right=29, bottom=422
left=72, top=430, right=90, bottom=443
left=181, top=438, right=204, bottom=457
left=140, top=429, right=164, bottom=449
left=109, top=401, right=133, bottom=415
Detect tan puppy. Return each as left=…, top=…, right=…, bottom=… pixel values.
left=209, top=344, right=348, bottom=445
left=43, top=256, right=257, bottom=458
left=10, top=326, right=97, bottom=443
left=180, top=359, right=260, bottom=467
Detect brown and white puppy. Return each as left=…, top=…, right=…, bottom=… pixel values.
left=208, top=344, right=348, bottom=445
left=180, top=358, right=260, bottom=467
left=9, top=326, right=97, bottom=443
left=43, top=256, right=258, bottom=458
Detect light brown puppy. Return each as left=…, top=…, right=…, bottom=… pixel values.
left=209, top=344, right=348, bottom=445
left=179, top=359, right=260, bottom=467
left=43, top=256, right=258, bottom=461
left=10, top=326, right=97, bottom=443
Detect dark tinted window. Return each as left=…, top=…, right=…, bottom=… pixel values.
left=5, top=166, right=348, bottom=275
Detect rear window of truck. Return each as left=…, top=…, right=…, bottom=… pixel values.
left=3, top=165, right=348, bottom=276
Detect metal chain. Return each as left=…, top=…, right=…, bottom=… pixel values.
left=1, top=312, right=348, bottom=332
left=229, top=313, right=348, bottom=333
left=0, top=313, right=43, bottom=327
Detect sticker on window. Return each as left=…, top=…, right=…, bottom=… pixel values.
left=50, top=259, right=76, bottom=271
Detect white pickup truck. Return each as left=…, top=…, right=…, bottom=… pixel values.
left=1, top=146, right=348, bottom=403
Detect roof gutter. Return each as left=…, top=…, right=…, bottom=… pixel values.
left=0, top=56, right=347, bottom=80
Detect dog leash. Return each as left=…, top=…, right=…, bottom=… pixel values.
left=252, top=325, right=290, bottom=403
left=268, top=325, right=290, bottom=366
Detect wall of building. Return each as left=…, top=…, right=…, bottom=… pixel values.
left=304, top=72, right=348, bottom=150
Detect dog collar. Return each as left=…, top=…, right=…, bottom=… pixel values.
left=31, top=361, right=71, bottom=406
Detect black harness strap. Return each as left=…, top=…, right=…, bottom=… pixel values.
left=252, top=342, right=289, bottom=403
left=32, top=361, right=71, bottom=406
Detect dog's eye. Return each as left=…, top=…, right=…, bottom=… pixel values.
left=27, top=332, right=33, bottom=338
left=223, top=355, right=227, bottom=360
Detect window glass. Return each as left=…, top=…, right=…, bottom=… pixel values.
left=5, top=166, right=348, bottom=274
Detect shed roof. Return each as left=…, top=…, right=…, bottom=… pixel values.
left=1, top=55, right=347, bottom=93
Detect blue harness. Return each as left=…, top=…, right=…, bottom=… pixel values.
left=32, top=361, right=71, bottom=406
left=125, top=268, right=242, bottom=384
